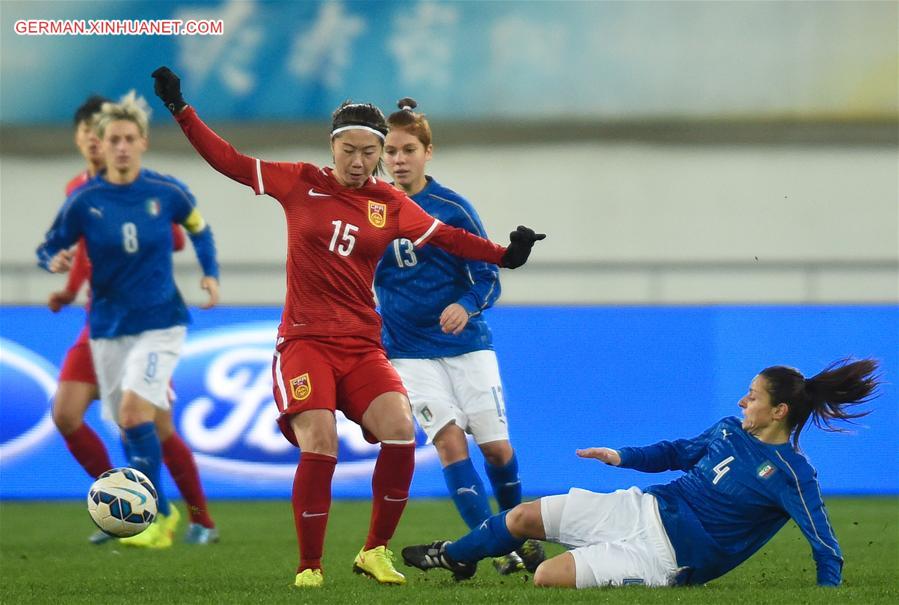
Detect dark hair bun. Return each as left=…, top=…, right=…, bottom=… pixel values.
left=397, top=97, right=418, bottom=111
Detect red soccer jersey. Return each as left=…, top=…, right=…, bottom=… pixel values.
left=175, top=107, right=507, bottom=343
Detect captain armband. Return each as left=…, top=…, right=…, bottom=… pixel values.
left=182, top=208, right=208, bottom=234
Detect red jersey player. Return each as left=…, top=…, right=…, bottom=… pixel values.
left=47, top=95, right=218, bottom=545
left=152, top=66, right=544, bottom=588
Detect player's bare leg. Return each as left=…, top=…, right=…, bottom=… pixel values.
left=53, top=380, right=116, bottom=544
left=53, top=381, right=112, bottom=477
left=354, top=392, right=415, bottom=585
left=433, top=423, right=469, bottom=465
left=533, top=552, right=577, bottom=588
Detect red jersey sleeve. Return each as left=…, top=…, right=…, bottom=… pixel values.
left=64, top=171, right=89, bottom=197
left=174, top=106, right=302, bottom=200
left=171, top=224, right=186, bottom=251
left=396, top=193, right=507, bottom=266
left=64, top=239, right=91, bottom=295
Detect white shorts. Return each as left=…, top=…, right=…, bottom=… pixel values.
left=540, top=487, right=679, bottom=588
left=390, top=350, right=509, bottom=445
left=90, top=326, right=186, bottom=423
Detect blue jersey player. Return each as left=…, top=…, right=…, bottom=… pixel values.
left=402, top=358, right=880, bottom=589
left=37, top=92, right=219, bottom=549
left=374, top=98, right=545, bottom=574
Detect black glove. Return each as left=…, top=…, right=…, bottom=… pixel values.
left=151, top=66, right=187, bottom=115
left=501, top=225, right=546, bottom=269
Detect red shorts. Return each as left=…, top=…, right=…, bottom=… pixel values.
left=58, top=325, right=97, bottom=384
left=272, top=336, right=407, bottom=447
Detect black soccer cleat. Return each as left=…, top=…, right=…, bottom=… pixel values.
left=516, top=539, right=546, bottom=573
left=401, top=540, right=477, bottom=581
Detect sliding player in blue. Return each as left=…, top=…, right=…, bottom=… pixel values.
left=37, top=91, right=220, bottom=549
left=403, top=358, right=879, bottom=587
left=375, top=98, right=544, bottom=575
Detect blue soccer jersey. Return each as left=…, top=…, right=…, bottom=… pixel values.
left=37, top=169, right=218, bottom=338
left=374, top=177, right=500, bottom=358
left=617, top=417, right=843, bottom=586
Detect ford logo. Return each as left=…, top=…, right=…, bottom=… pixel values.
left=174, top=323, right=435, bottom=482
left=0, top=338, right=58, bottom=462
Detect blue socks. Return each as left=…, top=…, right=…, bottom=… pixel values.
left=123, top=422, right=170, bottom=516
left=443, top=459, right=492, bottom=529
left=446, top=510, right=525, bottom=562
left=485, top=453, right=521, bottom=511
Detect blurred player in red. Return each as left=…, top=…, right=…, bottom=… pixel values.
left=47, top=95, right=218, bottom=545
left=152, top=66, right=544, bottom=588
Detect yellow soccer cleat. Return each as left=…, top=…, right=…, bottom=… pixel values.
left=119, top=505, right=179, bottom=549
left=294, top=568, right=324, bottom=588
left=118, top=517, right=172, bottom=549
left=161, top=504, right=181, bottom=539
left=353, top=545, right=406, bottom=585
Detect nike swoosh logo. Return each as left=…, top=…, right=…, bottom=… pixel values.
left=302, top=511, right=328, bottom=518
left=308, top=188, right=330, bottom=197
left=384, top=495, right=409, bottom=502
left=108, top=486, right=147, bottom=505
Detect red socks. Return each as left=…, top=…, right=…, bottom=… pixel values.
left=365, top=442, right=415, bottom=550
left=293, top=452, right=337, bottom=571
left=161, top=434, right=215, bottom=528
left=63, top=423, right=112, bottom=479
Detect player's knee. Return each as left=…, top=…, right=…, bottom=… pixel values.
left=481, top=442, right=513, bottom=467
left=51, top=400, right=82, bottom=435
left=533, top=562, right=551, bottom=587
left=434, top=425, right=468, bottom=463
left=300, top=433, right=339, bottom=456
left=378, top=410, right=415, bottom=442
left=154, top=413, right=174, bottom=441
left=505, top=503, right=530, bottom=535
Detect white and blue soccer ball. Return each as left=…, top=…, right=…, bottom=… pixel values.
left=87, top=467, right=158, bottom=537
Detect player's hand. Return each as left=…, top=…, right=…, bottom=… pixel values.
left=199, top=276, right=219, bottom=309
left=151, top=66, right=187, bottom=115
left=440, top=303, right=471, bottom=335
left=501, top=225, right=545, bottom=269
left=47, top=289, right=77, bottom=312
left=576, top=447, right=621, bottom=466
left=49, top=249, right=74, bottom=274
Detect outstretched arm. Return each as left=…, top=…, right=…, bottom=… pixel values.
left=776, top=468, right=843, bottom=586
left=152, top=66, right=257, bottom=189
left=576, top=447, right=621, bottom=466
left=593, top=422, right=723, bottom=473
left=398, top=196, right=544, bottom=269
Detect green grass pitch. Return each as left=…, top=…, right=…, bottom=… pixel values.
left=1, top=498, right=896, bottom=604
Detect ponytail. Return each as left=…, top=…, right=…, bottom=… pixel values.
left=760, top=358, right=880, bottom=448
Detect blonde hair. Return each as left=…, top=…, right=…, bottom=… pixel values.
left=95, top=90, right=151, bottom=139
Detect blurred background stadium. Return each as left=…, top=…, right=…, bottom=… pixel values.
left=1, top=1, right=897, bottom=502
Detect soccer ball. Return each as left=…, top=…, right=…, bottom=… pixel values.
left=87, top=467, right=158, bottom=537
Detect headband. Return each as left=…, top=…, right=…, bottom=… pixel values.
left=330, top=125, right=386, bottom=140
